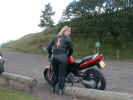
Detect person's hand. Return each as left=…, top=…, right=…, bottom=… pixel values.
left=60, top=26, right=69, bottom=33
left=42, top=48, right=48, bottom=53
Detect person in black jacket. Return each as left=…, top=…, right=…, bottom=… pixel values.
left=47, top=26, right=73, bottom=95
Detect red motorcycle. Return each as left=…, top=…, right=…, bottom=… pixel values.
left=44, top=52, right=107, bottom=90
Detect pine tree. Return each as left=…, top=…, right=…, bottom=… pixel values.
left=39, top=3, right=55, bottom=27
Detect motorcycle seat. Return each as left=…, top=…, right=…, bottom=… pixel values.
left=75, top=54, right=97, bottom=64
left=75, top=55, right=93, bottom=64
left=82, top=55, right=93, bottom=62
left=75, top=59, right=82, bottom=64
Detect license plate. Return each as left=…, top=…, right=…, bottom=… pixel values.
left=99, top=60, right=106, bottom=69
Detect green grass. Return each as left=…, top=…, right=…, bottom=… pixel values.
left=72, top=36, right=96, bottom=58
left=2, top=32, right=54, bottom=54
left=71, top=36, right=133, bottom=60
left=0, top=88, right=40, bottom=100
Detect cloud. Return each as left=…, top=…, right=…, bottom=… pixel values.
left=42, top=0, right=73, bottom=24
left=0, top=0, right=43, bottom=43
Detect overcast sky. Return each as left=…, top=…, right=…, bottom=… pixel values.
left=0, top=0, right=73, bottom=44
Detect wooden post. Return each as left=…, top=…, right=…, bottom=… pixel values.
left=64, top=87, right=133, bottom=100
left=0, top=72, right=38, bottom=93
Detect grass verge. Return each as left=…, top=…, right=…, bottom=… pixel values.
left=0, top=88, right=40, bottom=100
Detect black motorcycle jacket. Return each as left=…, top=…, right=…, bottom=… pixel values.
left=47, top=34, right=73, bottom=58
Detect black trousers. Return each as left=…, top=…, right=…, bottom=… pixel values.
left=52, top=53, right=68, bottom=90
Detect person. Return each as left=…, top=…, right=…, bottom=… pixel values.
left=47, top=26, right=73, bottom=95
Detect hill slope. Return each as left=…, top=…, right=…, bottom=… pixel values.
left=2, top=26, right=133, bottom=60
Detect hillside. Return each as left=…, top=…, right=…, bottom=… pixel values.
left=2, top=25, right=133, bottom=60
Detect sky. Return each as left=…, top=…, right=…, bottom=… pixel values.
left=0, top=0, right=73, bottom=44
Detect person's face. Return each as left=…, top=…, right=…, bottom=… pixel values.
left=65, top=27, right=71, bottom=36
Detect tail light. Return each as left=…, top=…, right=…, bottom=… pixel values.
left=68, top=56, right=75, bottom=64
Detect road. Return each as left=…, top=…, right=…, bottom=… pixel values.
left=1, top=49, right=133, bottom=100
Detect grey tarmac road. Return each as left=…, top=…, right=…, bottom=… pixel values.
left=1, top=49, right=133, bottom=100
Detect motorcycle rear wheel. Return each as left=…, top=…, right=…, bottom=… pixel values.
left=83, top=68, right=106, bottom=90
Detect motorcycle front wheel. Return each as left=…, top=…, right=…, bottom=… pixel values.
left=43, top=69, right=58, bottom=86
left=82, top=68, right=106, bottom=90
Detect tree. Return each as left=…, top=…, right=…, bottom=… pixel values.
left=63, top=0, right=105, bottom=20
left=39, top=3, right=55, bottom=27
left=61, top=0, right=133, bottom=43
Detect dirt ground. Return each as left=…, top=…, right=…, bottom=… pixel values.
left=1, top=49, right=133, bottom=100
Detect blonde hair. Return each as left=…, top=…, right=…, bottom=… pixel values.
left=58, top=26, right=70, bottom=35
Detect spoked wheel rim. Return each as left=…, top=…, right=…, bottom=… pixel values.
left=45, top=70, right=55, bottom=82
left=46, top=71, right=53, bottom=81
left=44, top=69, right=58, bottom=86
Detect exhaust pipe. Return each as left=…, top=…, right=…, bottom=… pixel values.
left=82, top=79, right=96, bottom=88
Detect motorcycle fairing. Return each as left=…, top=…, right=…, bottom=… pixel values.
left=80, top=54, right=103, bottom=68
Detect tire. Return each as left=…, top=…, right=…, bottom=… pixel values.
left=0, top=60, right=5, bottom=74
left=83, top=68, right=106, bottom=90
left=43, top=69, right=58, bottom=86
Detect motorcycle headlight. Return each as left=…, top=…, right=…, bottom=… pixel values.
left=99, top=60, right=106, bottom=69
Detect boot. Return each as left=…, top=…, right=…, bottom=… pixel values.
left=52, top=86, right=56, bottom=94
